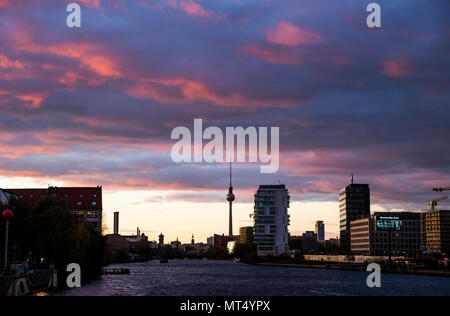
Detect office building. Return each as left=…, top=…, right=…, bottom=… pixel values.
left=239, top=226, right=254, bottom=244
left=253, top=184, right=290, bottom=256
left=350, top=212, right=421, bottom=257
left=315, top=220, right=325, bottom=241
left=425, top=210, right=450, bottom=255
left=6, top=186, right=103, bottom=232
left=339, top=176, right=370, bottom=251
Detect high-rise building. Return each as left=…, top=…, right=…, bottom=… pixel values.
left=424, top=210, right=450, bottom=255
left=339, top=175, right=370, bottom=251
left=239, top=226, right=254, bottom=244
left=315, top=220, right=325, bottom=241
left=6, top=186, right=103, bottom=232
left=253, top=184, right=290, bottom=256
left=226, top=163, right=235, bottom=237
left=350, top=212, right=421, bottom=257
left=159, top=233, right=164, bottom=246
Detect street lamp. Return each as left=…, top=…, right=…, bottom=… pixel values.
left=2, top=209, right=14, bottom=272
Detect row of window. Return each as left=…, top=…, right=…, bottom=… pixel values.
left=19, top=193, right=98, bottom=199
left=71, top=210, right=100, bottom=218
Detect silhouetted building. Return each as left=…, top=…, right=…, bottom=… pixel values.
left=350, top=212, right=421, bottom=257
left=171, top=238, right=181, bottom=249
left=303, top=231, right=318, bottom=253
left=254, top=184, right=290, bottom=256
left=159, top=233, right=164, bottom=246
left=315, top=220, right=325, bottom=241
left=339, top=176, right=370, bottom=251
left=212, top=234, right=235, bottom=249
left=289, top=235, right=304, bottom=251
left=239, top=226, right=254, bottom=244
left=6, top=186, right=103, bottom=232
left=425, top=210, right=450, bottom=255
left=113, top=212, right=119, bottom=235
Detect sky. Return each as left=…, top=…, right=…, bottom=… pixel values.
left=0, top=0, right=449, bottom=243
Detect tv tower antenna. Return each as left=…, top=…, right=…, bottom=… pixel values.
left=226, top=163, right=235, bottom=237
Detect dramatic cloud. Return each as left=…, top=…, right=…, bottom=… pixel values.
left=0, top=0, right=448, bottom=215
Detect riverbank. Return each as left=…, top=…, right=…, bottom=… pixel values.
left=257, top=262, right=450, bottom=277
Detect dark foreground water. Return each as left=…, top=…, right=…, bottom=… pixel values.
left=60, top=259, right=450, bottom=296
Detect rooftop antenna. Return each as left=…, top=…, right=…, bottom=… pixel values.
left=351, top=173, right=354, bottom=185
left=229, top=162, right=232, bottom=187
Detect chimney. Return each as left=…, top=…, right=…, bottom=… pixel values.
left=113, top=212, right=119, bottom=235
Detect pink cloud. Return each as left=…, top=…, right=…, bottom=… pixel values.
left=127, top=77, right=300, bottom=107
left=0, top=54, right=24, bottom=70
left=166, top=0, right=221, bottom=19
left=0, top=0, right=12, bottom=8
left=380, top=60, right=415, bottom=78
left=16, top=93, right=46, bottom=109
left=241, top=44, right=303, bottom=66
left=266, top=21, right=323, bottom=47
left=77, top=0, right=101, bottom=8
left=11, top=30, right=122, bottom=78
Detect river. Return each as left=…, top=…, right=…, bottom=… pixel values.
left=60, top=259, right=450, bottom=296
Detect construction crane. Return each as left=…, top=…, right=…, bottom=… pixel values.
left=433, top=187, right=450, bottom=192
left=427, top=196, right=448, bottom=211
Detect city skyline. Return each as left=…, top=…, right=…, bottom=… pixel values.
left=0, top=1, right=449, bottom=243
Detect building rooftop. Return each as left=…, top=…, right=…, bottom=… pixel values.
left=258, top=184, right=286, bottom=190
left=5, top=186, right=102, bottom=210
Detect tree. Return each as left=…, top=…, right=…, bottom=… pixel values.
left=21, top=196, right=104, bottom=286
left=25, top=197, right=76, bottom=277
left=232, top=243, right=257, bottom=264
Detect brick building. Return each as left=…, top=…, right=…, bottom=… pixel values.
left=5, top=186, right=103, bottom=232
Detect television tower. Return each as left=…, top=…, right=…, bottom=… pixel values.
left=226, top=163, right=235, bottom=236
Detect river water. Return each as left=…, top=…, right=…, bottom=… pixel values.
left=60, top=259, right=450, bottom=296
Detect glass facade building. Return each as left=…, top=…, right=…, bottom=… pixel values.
left=339, top=183, right=370, bottom=251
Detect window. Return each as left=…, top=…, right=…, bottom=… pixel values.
left=87, top=211, right=99, bottom=218
left=72, top=211, right=84, bottom=217
left=92, top=202, right=97, bottom=206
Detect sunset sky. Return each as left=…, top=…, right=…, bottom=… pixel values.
left=0, top=0, right=449, bottom=243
